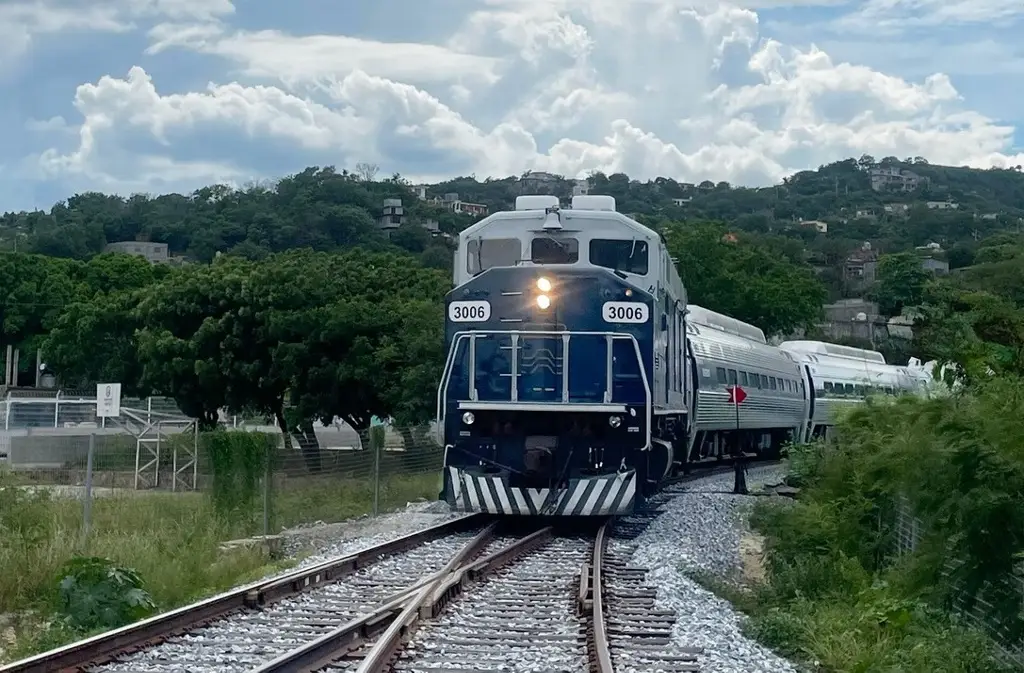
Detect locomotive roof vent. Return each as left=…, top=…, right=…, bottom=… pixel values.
left=571, top=195, right=616, bottom=211
left=516, top=195, right=560, bottom=211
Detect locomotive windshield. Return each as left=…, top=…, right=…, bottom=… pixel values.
left=590, top=238, right=649, bottom=274
left=467, top=238, right=520, bottom=274
left=530, top=236, right=579, bottom=264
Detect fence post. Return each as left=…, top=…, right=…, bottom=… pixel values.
left=81, top=432, right=96, bottom=547
left=372, top=432, right=381, bottom=518
left=262, top=445, right=271, bottom=537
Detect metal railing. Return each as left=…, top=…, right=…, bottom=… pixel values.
left=437, top=330, right=652, bottom=449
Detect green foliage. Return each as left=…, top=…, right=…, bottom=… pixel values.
left=868, top=252, right=932, bottom=317
left=55, top=556, right=156, bottom=631
left=662, top=221, right=827, bottom=336
left=743, top=376, right=1024, bottom=670
left=201, top=431, right=276, bottom=519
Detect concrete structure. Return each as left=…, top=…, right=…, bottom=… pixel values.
left=844, top=243, right=879, bottom=289
left=105, top=241, right=169, bottom=263
left=870, top=167, right=922, bottom=192
left=378, top=198, right=405, bottom=232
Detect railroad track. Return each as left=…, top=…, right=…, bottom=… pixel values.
left=255, top=518, right=706, bottom=672
left=7, top=460, right=775, bottom=673
left=0, top=515, right=490, bottom=673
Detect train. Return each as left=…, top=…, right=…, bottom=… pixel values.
left=436, top=194, right=942, bottom=516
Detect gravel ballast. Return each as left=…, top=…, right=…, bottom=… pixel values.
left=615, top=464, right=800, bottom=673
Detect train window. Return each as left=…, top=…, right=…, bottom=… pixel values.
left=770, top=378, right=778, bottom=390
left=785, top=380, right=792, bottom=392
left=739, top=371, right=749, bottom=386
left=845, top=384, right=855, bottom=394
left=716, top=367, right=727, bottom=383
left=727, top=369, right=737, bottom=384
left=589, top=239, right=649, bottom=274
left=531, top=236, right=579, bottom=264
left=760, top=374, right=769, bottom=388
left=855, top=385, right=866, bottom=395
left=467, top=238, right=521, bottom=274
left=824, top=381, right=834, bottom=393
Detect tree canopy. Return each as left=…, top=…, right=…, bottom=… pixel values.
left=2, top=157, right=1024, bottom=445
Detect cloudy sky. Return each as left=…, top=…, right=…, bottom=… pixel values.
left=2, top=0, right=1022, bottom=212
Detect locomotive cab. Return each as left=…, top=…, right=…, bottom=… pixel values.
left=437, top=195, right=689, bottom=516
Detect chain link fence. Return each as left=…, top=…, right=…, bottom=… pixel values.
left=892, top=498, right=1024, bottom=668
left=0, top=392, right=445, bottom=646
left=0, top=393, right=446, bottom=543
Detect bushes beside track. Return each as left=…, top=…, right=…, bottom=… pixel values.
left=743, top=377, right=1024, bottom=671
left=0, top=431, right=442, bottom=664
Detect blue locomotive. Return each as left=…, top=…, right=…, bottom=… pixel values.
left=436, top=195, right=941, bottom=516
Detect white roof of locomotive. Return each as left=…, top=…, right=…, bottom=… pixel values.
left=458, top=194, right=656, bottom=241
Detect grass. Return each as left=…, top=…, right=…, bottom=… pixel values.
left=0, top=467, right=442, bottom=664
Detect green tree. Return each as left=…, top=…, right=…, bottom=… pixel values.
left=868, top=252, right=931, bottom=317
left=663, top=222, right=826, bottom=336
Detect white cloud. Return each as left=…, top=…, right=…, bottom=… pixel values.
left=146, top=23, right=502, bottom=90
left=829, top=0, right=1024, bottom=37
left=0, top=0, right=234, bottom=66
left=32, top=1, right=1024, bottom=196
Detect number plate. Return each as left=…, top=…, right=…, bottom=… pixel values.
left=602, top=301, right=649, bottom=323
left=448, top=300, right=491, bottom=322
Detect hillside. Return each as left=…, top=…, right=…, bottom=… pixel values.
left=2, top=158, right=1023, bottom=293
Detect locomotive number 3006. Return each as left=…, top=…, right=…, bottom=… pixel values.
left=448, top=300, right=491, bottom=322
left=602, top=301, right=649, bottom=323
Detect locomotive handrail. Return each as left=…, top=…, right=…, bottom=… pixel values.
left=436, top=329, right=652, bottom=451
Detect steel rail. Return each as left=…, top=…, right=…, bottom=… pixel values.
left=353, top=526, right=555, bottom=673
left=251, top=521, right=501, bottom=673
left=591, top=520, right=615, bottom=673
left=0, top=514, right=489, bottom=673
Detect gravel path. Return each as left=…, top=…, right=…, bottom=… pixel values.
left=615, top=464, right=800, bottom=673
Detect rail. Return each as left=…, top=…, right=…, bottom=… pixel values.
left=0, top=514, right=488, bottom=673
left=591, top=520, right=615, bottom=673
left=437, top=329, right=652, bottom=450
left=251, top=525, right=555, bottom=672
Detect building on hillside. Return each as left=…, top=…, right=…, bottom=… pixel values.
left=799, top=219, right=828, bottom=232
left=440, top=193, right=488, bottom=217
left=870, top=167, right=922, bottom=192
left=411, top=185, right=428, bottom=200
left=519, top=171, right=560, bottom=194
left=883, top=203, right=910, bottom=216
left=921, top=257, right=949, bottom=274
left=377, top=198, right=405, bottom=233
left=843, top=242, right=879, bottom=288
left=572, top=179, right=590, bottom=197
left=926, top=200, right=959, bottom=209
left=375, top=199, right=445, bottom=238
left=104, top=241, right=169, bottom=264
left=818, top=299, right=889, bottom=343
left=672, top=197, right=693, bottom=207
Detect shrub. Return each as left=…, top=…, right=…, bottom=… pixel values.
left=55, top=556, right=156, bottom=631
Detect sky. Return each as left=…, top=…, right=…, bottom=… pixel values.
left=1, top=0, right=1023, bottom=212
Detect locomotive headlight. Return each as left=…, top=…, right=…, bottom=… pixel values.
left=609, top=415, right=622, bottom=428
left=536, top=277, right=552, bottom=292
left=536, top=294, right=551, bottom=309
left=462, top=411, right=475, bottom=425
